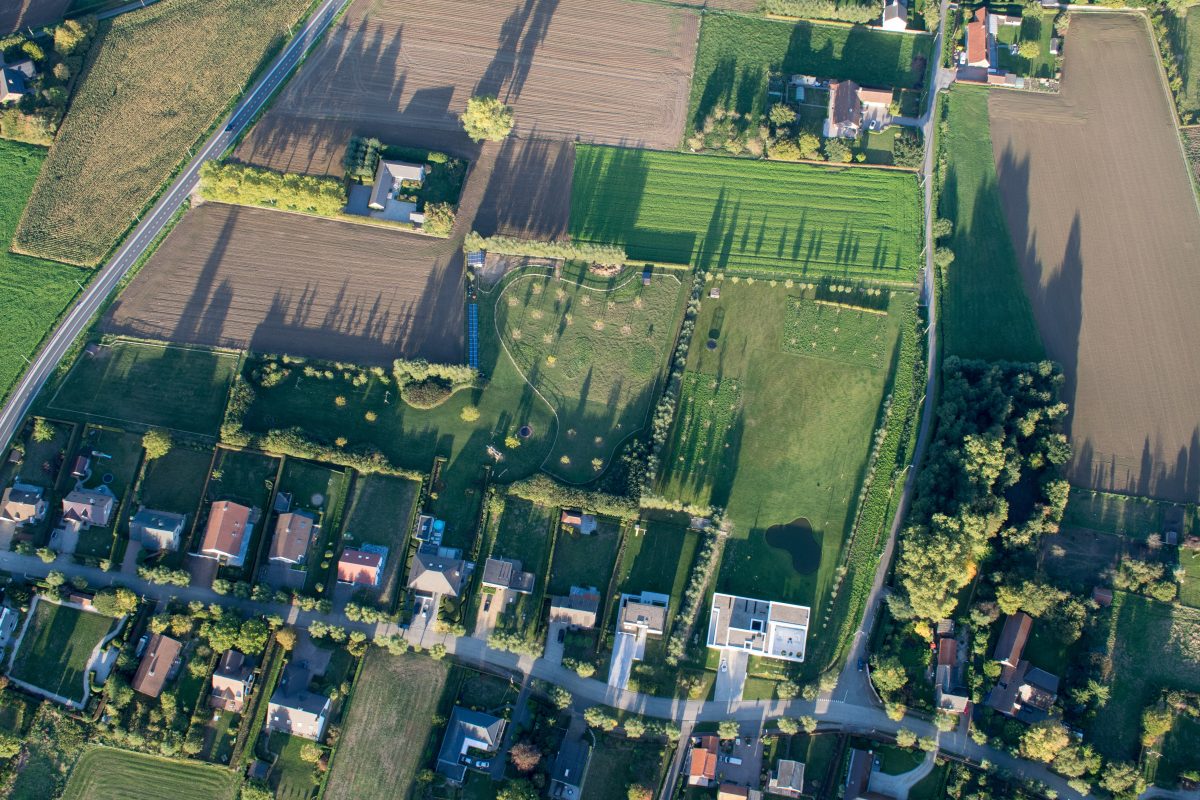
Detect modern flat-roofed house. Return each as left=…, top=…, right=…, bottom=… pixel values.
left=270, top=511, right=315, bottom=564
left=132, top=634, right=182, bottom=698
left=707, top=593, right=810, bottom=663
left=966, top=7, right=991, bottom=68
left=686, top=735, right=719, bottom=787
left=266, top=667, right=331, bottom=741
left=408, top=548, right=467, bottom=598
left=548, top=586, right=601, bottom=629
left=0, top=483, right=46, bottom=526
left=481, top=557, right=535, bottom=594
left=769, top=759, right=806, bottom=798
left=560, top=509, right=597, bottom=534
left=130, top=507, right=186, bottom=551
left=435, top=706, right=506, bottom=784
left=619, top=592, right=669, bottom=637
left=210, top=649, right=254, bottom=713
left=61, top=488, right=115, bottom=531
left=200, top=500, right=253, bottom=566
left=337, top=546, right=387, bottom=586
left=549, top=735, right=592, bottom=799
left=881, top=0, right=907, bottom=30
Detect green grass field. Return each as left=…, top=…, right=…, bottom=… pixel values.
left=205, top=447, right=278, bottom=510
left=11, top=418, right=73, bottom=491
left=688, top=13, right=932, bottom=134
left=1090, top=593, right=1200, bottom=760
left=1181, top=548, right=1200, bottom=609
left=139, top=447, right=214, bottom=515
left=783, top=299, right=894, bottom=368
left=340, top=474, right=420, bottom=603
left=495, top=265, right=687, bottom=481
left=61, top=747, right=239, bottom=800
left=548, top=517, right=622, bottom=596
left=1062, top=488, right=1169, bottom=538
left=586, top=736, right=670, bottom=800
left=1159, top=713, right=1200, bottom=786
left=10, top=600, right=117, bottom=703
left=325, top=651, right=452, bottom=800
left=0, top=140, right=81, bottom=405
left=268, top=733, right=322, bottom=800
left=616, top=521, right=699, bottom=606
left=570, top=145, right=922, bottom=280
left=46, top=341, right=239, bottom=436
left=658, top=372, right=741, bottom=505
left=937, top=87, right=1043, bottom=361
left=13, top=0, right=312, bottom=266
left=1169, top=5, right=1200, bottom=120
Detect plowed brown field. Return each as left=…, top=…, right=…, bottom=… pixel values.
left=0, top=0, right=69, bottom=34
left=234, top=0, right=698, bottom=175
left=103, top=203, right=464, bottom=364
left=989, top=13, right=1200, bottom=503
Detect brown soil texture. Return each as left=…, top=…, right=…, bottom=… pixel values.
left=989, top=13, right=1200, bottom=503
left=233, top=0, right=698, bottom=174
left=0, top=0, right=69, bottom=34
left=102, top=203, right=464, bottom=364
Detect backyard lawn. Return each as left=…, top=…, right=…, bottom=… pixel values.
left=495, top=264, right=687, bottom=481
left=0, top=140, right=81, bottom=406
left=570, top=145, right=922, bottom=281
left=339, top=474, right=420, bottom=604
left=325, top=651, right=453, bottom=800
left=44, top=341, right=239, bottom=436
left=74, top=425, right=144, bottom=558
left=138, top=447, right=214, bottom=516
left=204, top=447, right=279, bottom=510
left=615, top=520, right=699, bottom=608
left=61, top=747, right=239, bottom=800
left=993, top=10, right=1059, bottom=78
left=1181, top=548, right=1200, bottom=609
left=584, top=735, right=671, bottom=800
left=267, top=733, right=322, bottom=800
left=9, top=600, right=119, bottom=704
left=547, top=516, right=622, bottom=596
left=1158, top=713, right=1200, bottom=787
left=486, top=497, right=559, bottom=640
left=937, top=87, right=1043, bottom=362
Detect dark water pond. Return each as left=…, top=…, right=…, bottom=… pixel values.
left=764, top=518, right=820, bottom=574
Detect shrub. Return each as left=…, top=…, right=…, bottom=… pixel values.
left=142, top=428, right=172, bottom=460
left=422, top=202, right=455, bottom=237
left=460, top=405, right=481, bottom=422
left=199, top=161, right=346, bottom=216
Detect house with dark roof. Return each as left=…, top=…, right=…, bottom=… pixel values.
left=61, top=488, right=115, bottom=531
left=132, top=634, right=182, bottom=698
left=130, top=507, right=186, bottom=552
left=995, top=612, right=1031, bottom=668
left=408, top=548, right=467, bottom=598
left=210, top=649, right=254, bottom=713
left=481, top=557, right=535, bottom=594
left=986, top=613, right=1060, bottom=721
left=270, top=510, right=315, bottom=564
left=0, top=483, right=46, bottom=526
left=199, top=501, right=253, bottom=566
left=435, top=706, right=506, bottom=784
left=1, top=67, right=26, bottom=105
left=266, top=666, right=331, bottom=741
left=549, top=586, right=601, bottom=629
left=549, top=735, right=592, bottom=799
left=769, top=759, right=806, bottom=798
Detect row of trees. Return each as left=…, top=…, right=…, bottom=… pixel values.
left=463, top=232, right=627, bottom=267
left=198, top=161, right=347, bottom=216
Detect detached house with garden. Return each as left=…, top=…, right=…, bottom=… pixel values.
left=199, top=500, right=253, bottom=566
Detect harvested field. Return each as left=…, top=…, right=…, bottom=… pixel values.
left=989, top=14, right=1200, bottom=503
left=234, top=0, right=698, bottom=174
left=102, top=203, right=464, bottom=364
left=468, top=137, right=574, bottom=239
left=0, top=0, right=70, bottom=34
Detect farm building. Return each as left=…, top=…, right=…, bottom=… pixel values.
left=707, top=593, right=810, bottom=663
left=130, top=507, right=186, bottom=552
left=132, top=633, right=182, bottom=699
left=985, top=613, right=1061, bottom=721
left=336, top=546, right=387, bottom=586
left=0, top=483, right=46, bottom=526
left=269, top=510, right=315, bottom=564
left=824, top=82, right=893, bottom=138
left=199, top=500, right=253, bottom=566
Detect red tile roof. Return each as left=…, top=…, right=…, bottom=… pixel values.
left=337, top=548, right=382, bottom=586
left=967, top=7, right=988, bottom=66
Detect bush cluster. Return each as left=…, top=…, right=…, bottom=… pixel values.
left=463, top=232, right=626, bottom=266
left=505, top=474, right=637, bottom=520
left=759, top=0, right=879, bottom=24
left=665, top=525, right=723, bottom=665
left=199, top=161, right=346, bottom=216
left=643, top=273, right=704, bottom=490
left=137, top=565, right=190, bottom=587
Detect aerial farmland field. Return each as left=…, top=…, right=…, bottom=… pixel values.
left=988, top=13, right=1200, bottom=502
left=103, top=203, right=466, bottom=365
left=61, top=748, right=238, bottom=800
left=12, top=0, right=313, bottom=266
left=234, top=0, right=698, bottom=176
left=570, top=146, right=922, bottom=280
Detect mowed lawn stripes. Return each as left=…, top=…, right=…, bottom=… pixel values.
left=570, top=145, right=922, bottom=280
left=61, top=747, right=239, bottom=800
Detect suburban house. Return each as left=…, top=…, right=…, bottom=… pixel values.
left=824, top=81, right=893, bottom=138
left=129, top=507, right=186, bottom=551
left=199, top=500, right=253, bottom=567
left=707, top=593, right=810, bottom=663
left=336, top=545, right=387, bottom=586
left=269, top=510, right=315, bottom=564
left=210, top=649, right=254, bottom=713
left=131, top=633, right=183, bottom=699
left=881, top=0, right=907, bottom=31
left=548, top=586, right=601, bottom=629
left=769, top=759, right=806, bottom=798
left=0, top=483, right=46, bottom=526
left=619, top=591, right=669, bottom=637
left=408, top=548, right=467, bottom=598
left=266, top=667, right=331, bottom=740
left=367, top=160, right=426, bottom=224
left=845, top=748, right=897, bottom=800
left=0, top=60, right=32, bottom=105
left=560, top=509, right=597, bottom=534
left=686, top=735, right=719, bottom=787
left=549, top=735, right=592, bottom=800
left=966, top=7, right=991, bottom=68
left=935, top=637, right=970, bottom=714
left=60, top=488, right=115, bottom=531
left=435, top=705, right=506, bottom=784
left=481, top=557, right=535, bottom=594
left=986, top=612, right=1061, bottom=721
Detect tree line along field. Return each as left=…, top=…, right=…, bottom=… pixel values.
left=60, top=747, right=239, bottom=800
left=570, top=145, right=922, bottom=280
left=0, top=140, right=82, bottom=404
left=12, top=0, right=313, bottom=266
left=688, top=12, right=932, bottom=137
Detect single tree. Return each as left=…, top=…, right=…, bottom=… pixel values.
left=31, top=417, right=54, bottom=443
left=461, top=95, right=515, bottom=142
left=1020, top=719, right=1070, bottom=763
left=718, top=719, right=740, bottom=740
left=895, top=728, right=917, bottom=748
left=509, top=741, right=542, bottom=772
left=768, top=103, right=797, bottom=127
left=142, top=428, right=172, bottom=460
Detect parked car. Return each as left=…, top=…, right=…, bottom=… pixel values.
left=557, top=627, right=566, bottom=643
left=858, top=658, right=866, bottom=671
left=135, top=634, right=149, bottom=658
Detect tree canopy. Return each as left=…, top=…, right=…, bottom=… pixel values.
left=461, top=95, right=514, bottom=142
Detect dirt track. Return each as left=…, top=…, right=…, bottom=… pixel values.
left=103, top=203, right=464, bottom=364
left=234, top=0, right=698, bottom=175
left=989, top=13, right=1200, bottom=502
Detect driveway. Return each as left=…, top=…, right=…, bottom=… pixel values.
left=186, top=554, right=218, bottom=589
left=866, top=750, right=937, bottom=800
left=713, top=649, right=748, bottom=703
left=608, top=631, right=636, bottom=690
left=474, top=589, right=507, bottom=640
left=120, top=542, right=141, bottom=575
left=716, top=720, right=764, bottom=788
left=543, top=621, right=567, bottom=666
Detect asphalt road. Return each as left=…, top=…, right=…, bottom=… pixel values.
left=0, top=0, right=350, bottom=457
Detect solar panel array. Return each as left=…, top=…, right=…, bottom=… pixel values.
left=467, top=303, right=479, bottom=369
left=466, top=251, right=485, bottom=268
